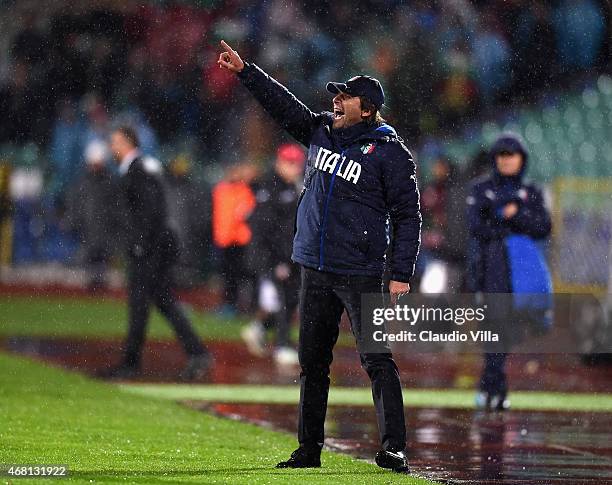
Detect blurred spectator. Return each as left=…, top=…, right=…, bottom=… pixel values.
left=0, top=0, right=609, bottom=275
left=8, top=159, right=44, bottom=263
left=212, top=163, right=257, bottom=314
left=1, top=0, right=608, bottom=155
left=466, top=133, right=552, bottom=411
left=10, top=12, right=47, bottom=65
left=437, top=39, right=479, bottom=128
left=552, top=0, right=607, bottom=71
left=242, top=143, right=305, bottom=365
left=49, top=99, right=86, bottom=198
left=164, top=154, right=211, bottom=287
left=418, top=158, right=464, bottom=293
left=66, top=140, right=117, bottom=291
left=512, top=1, right=556, bottom=97
left=82, top=94, right=110, bottom=147
left=465, top=149, right=492, bottom=181
left=471, top=9, right=511, bottom=104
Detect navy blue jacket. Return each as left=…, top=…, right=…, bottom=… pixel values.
left=238, top=63, right=421, bottom=282
left=466, top=135, right=551, bottom=293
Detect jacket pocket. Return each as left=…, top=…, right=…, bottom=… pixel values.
left=325, top=200, right=379, bottom=265
left=361, top=207, right=387, bottom=260
left=354, top=209, right=370, bottom=255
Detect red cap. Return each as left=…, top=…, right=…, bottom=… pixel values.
left=276, top=143, right=306, bottom=165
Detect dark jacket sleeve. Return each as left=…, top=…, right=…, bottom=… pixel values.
left=237, top=62, right=323, bottom=146
left=127, top=169, right=166, bottom=258
left=465, top=236, right=485, bottom=292
left=507, top=186, right=551, bottom=239
left=466, top=182, right=509, bottom=241
left=382, top=142, right=422, bottom=282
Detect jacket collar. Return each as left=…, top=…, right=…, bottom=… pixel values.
left=368, top=123, right=398, bottom=141
left=331, top=121, right=398, bottom=149
left=118, top=149, right=140, bottom=176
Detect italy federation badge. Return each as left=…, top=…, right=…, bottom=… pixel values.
left=361, top=142, right=376, bottom=154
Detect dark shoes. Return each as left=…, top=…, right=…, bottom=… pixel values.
left=97, top=364, right=139, bottom=380
left=276, top=447, right=321, bottom=468
left=98, top=352, right=213, bottom=381
left=375, top=449, right=410, bottom=473
left=276, top=447, right=409, bottom=473
left=476, top=391, right=511, bottom=411
left=179, top=353, right=214, bottom=381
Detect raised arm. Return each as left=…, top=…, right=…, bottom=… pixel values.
left=218, top=40, right=323, bottom=146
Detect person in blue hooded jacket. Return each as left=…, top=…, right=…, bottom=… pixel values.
left=467, top=133, right=552, bottom=411
left=218, top=41, right=420, bottom=473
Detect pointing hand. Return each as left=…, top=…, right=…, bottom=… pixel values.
left=217, top=40, right=245, bottom=73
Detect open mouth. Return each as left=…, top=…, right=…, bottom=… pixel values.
left=333, top=108, right=345, bottom=120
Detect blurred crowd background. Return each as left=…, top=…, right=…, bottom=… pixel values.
left=0, top=0, right=610, bottom=304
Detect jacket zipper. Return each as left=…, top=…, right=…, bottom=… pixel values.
left=318, top=149, right=347, bottom=270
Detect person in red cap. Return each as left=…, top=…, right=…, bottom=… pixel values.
left=242, top=143, right=306, bottom=366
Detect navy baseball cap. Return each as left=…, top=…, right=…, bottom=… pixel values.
left=326, top=75, right=385, bottom=109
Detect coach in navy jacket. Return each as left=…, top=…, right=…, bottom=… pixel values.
left=219, top=41, right=420, bottom=472
left=235, top=63, right=420, bottom=284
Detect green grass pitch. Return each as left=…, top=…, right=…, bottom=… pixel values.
left=120, top=383, right=612, bottom=412
left=0, top=353, right=437, bottom=484
left=0, top=295, right=356, bottom=345
left=0, top=295, right=246, bottom=340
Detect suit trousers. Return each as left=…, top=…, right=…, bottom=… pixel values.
left=124, top=252, right=205, bottom=367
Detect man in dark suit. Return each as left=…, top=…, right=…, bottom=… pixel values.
left=103, top=126, right=211, bottom=380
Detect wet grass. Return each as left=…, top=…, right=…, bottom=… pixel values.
left=120, top=383, right=612, bottom=412
left=0, top=295, right=246, bottom=340
left=0, top=295, right=356, bottom=345
left=0, top=352, right=437, bottom=484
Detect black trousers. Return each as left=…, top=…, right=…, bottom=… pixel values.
left=262, top=265, right=300, bottom=347
left=297, top=266, right=406, bottom=452
left=220, top=245, right=246, bottom=308
left=124, top=253, right=205, bottom=367
left=480, top=352, right=508, bottom=395
left=86, top=246, right=109, bottom=288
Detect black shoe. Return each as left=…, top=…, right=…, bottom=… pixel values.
left=375, top=449, right=409, bottom=473
left=97, top=364, right=139, bottom=380
left=180, top=353, right=213, bottom=381
left=490, top=393, right=510, bottom=411
left=276, top=447, right=321, bottom=468
left=476, top=391, right=510, bottom=411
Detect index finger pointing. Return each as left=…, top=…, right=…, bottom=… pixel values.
left=220, top=40, right=234, bottom=53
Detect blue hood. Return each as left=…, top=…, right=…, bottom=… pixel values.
left=373, top=123, right=397, bottom=138
left=490, top=133, right=529, bottom=183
